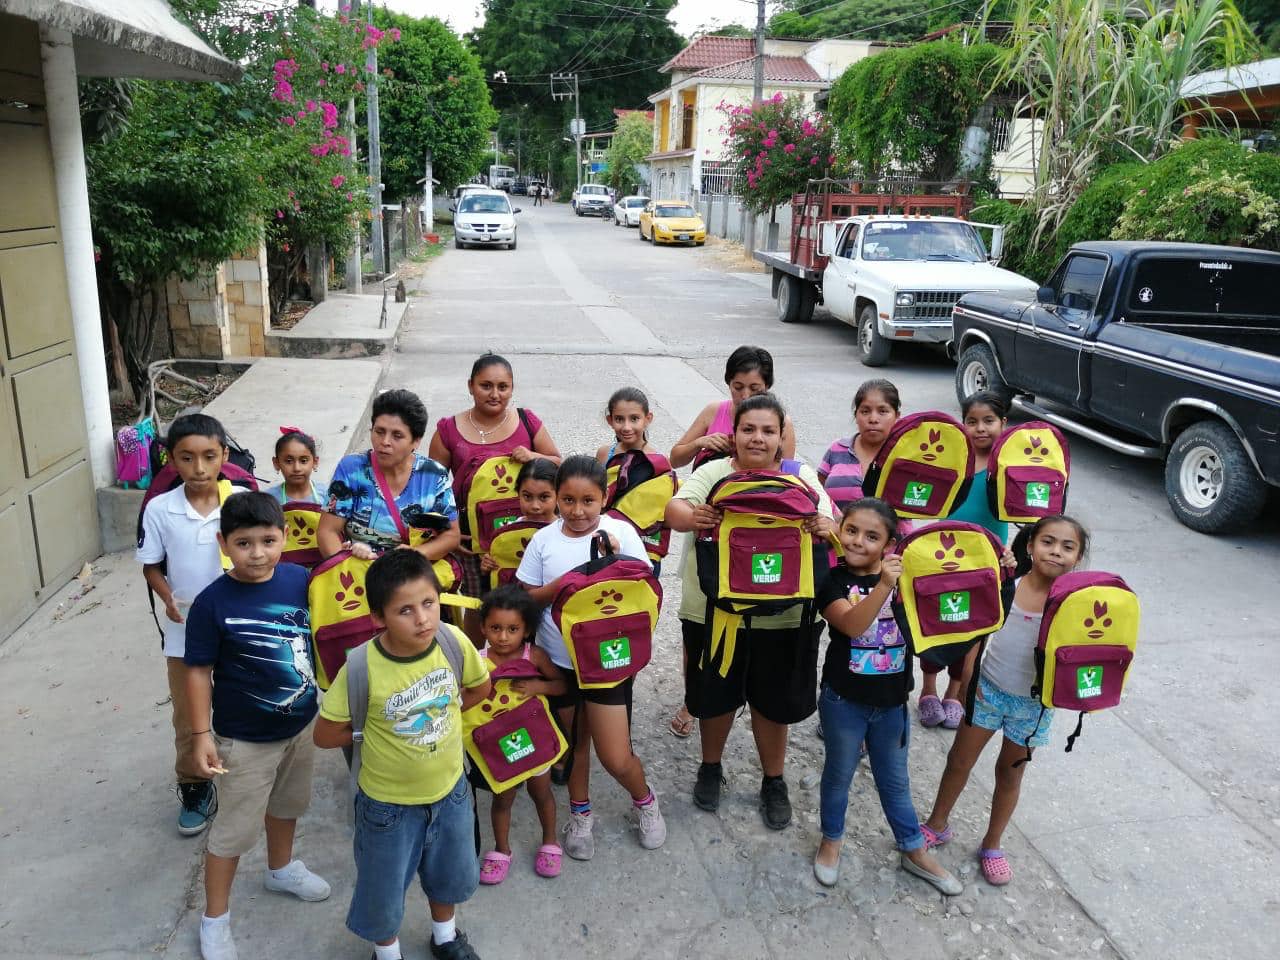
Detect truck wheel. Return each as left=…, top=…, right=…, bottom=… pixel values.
left=1164, top=421, right=1267, bottom=534
left=856, top=305, right=892, bottom=366
left=955, top=343, right=1014, bottom=407
left=776, top=274, right=817, bottom=324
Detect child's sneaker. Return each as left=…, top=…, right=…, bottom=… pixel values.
left=561, top=809, right=595, bottom=861
left=634, top=796, right=667, bottom=850
left=264, top=859, right=331, bottom=901
left=430, top=930, right=480, bottom=960
left=177, top=781, right=217, bottom=836
left=199, top=915, right=237, bottom=960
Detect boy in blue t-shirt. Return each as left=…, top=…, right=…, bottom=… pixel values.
left=184, top=492, right=328, bottom=960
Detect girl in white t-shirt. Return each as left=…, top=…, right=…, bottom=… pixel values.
left=516, top=456, right=666, bottom=861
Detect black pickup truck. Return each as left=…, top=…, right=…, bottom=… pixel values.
left=951, top=241, right=1280, bottom=534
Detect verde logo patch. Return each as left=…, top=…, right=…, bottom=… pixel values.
left=751, top=552, right=783, bottom=584
left=1025, top=482, right=1052, bottom=509
left=499, top=728, right=535, bottom=763
left=643, top=529, right=663, bottom=546
left=939, top=591, right=971, bottom=623
left=1076, top=666, right=1103, bottom=700
left=600, top=636, right=632, bottom=670
left=903, top=481, right=934, bottom=508
left=493, top=515, right=519, bottom=531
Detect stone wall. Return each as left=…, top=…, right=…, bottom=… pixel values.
left=165, top=239, right=269, bottom=359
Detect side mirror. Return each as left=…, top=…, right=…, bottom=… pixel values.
left=513, top=208, right=522, bottom=214
left=448, top=205, right=456, bottom=213
left=1036, top=285, right=1056, bottom=305
left=818, top=221, right=841, bottom=258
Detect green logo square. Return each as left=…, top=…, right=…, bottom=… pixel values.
left=939, top=591, right=971, bottom=623
left=493, top=514, right=519, bottom=531
left=751, top=552, right=783, bottom=584
left=1076, top=666, right=1103, bottom=700
left=600, top=636, right=632, bottom=670
left=903, top=481, right=934, bottom=508
left=1025, top=482, right=1051, bottom=509
left=499, top=727, right=535, bottom=762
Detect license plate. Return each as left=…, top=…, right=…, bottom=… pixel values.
left=481, top=236, right=492, bottom=242
left=678, top=234, right=690, bottom=241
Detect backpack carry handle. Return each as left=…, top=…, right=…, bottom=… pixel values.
left=589, top=530, right=615, bottom=562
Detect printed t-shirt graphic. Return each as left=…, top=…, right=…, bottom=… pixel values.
left=326, top=452, right=457, bottom=552
left=320, top=634, right=489, bottom=804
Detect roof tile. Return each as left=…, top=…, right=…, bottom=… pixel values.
left=663, top=36, right=756, bottom=72
left=693, top=55, right=821, bottom=83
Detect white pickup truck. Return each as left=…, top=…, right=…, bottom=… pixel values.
left=756, top=215, right=1038, bottom=366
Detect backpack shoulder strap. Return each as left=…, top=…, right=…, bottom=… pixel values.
left=434, top=622, right=468, bottom=689
left=517, top=407, right=535, bottom=445
left=346, top=641, right=371, bottom=792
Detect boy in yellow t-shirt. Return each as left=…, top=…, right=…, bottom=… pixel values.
left=315, top=551, right=491, bottom=960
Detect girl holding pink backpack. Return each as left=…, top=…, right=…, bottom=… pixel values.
left=920, top=515, right=1089, bottom=886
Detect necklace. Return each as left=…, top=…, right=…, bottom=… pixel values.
left=468, top=407, right=510, bottom=440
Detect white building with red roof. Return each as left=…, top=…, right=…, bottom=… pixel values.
left=646, top=35, right=885, bottom=201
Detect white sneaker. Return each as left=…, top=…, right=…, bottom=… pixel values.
left=561, top=810, right=595, bottom=861
left=634, top=796, right=667, bottom=850
left=199, top=917, right=237, bottom=960
left=264, top=859, right=331, bottom=901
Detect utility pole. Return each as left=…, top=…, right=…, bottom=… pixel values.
left=365, top=1, right=385, bottom=274
left=551, top=73, right=582, bottom=191
left=746, top=0, right=765, bottom=257
left=345, top=1, right=362, bottom=292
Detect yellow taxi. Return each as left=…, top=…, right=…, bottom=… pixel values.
left=638, top=200, right=707, bottom=246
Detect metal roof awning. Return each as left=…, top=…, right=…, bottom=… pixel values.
left=1, top=0, right=240, bottom=81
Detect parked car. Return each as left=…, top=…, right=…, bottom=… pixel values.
left=639, top=200, right=706, bottom=246
left=453, top=189, right=520, bottom=250
left=951, top=240, right=1280, bottom=533
left=612, top=195, right=650, bottom=227
left=511, top=177, right=529, bottom=195
left=757, top=205, right=1036, bottom=365
left=572, top=183, right=611, bottom=216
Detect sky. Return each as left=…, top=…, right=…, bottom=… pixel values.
left=320, top=1, right=764, bottom=38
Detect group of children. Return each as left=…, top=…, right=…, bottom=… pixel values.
left=136, top=351, right=1091, bottom=960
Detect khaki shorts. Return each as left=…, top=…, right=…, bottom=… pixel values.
left=207, top=719, right=316, bottom=858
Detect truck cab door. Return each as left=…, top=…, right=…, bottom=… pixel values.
left=821, top=223, right=859, bottom=324
left=1014, top=253, right=1106, bottom=406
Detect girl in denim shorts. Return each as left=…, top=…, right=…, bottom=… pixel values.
left=920, top=516, right=1089, bottom=887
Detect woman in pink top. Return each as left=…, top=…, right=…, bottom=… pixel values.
left=428, top=354, right=561, bottom=637
left=670, top=345, right=797, bottom=469
left=664, top=346, right=797, bottom=737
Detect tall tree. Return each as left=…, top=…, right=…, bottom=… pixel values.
left=373, top=10, right=498, bottom=200
left=768, top=1, right=935, bottom=43
left=603, top=111, right=654, bottom=191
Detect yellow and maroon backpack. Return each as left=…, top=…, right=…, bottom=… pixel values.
left=485, top=518, right=549, bottom=591
left=987, top=422, right=1071, bottom=523
left=463, top=657, right=568, bottom=792
left=605, top=450, right=678, bottom=564
left=893, top=520, right=1007, bottom=666
left=551, top=533, right=662, bottom=688
left=455, top=409, right=537, bottom=553
left=864, top=412, right=974, bottom=519
left=282, top=501, right=324, bottom=569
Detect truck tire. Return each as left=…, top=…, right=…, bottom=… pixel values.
left=955, top=343, right=1014, bottom=407
left=1164, top=421, right=1267, bottom=534
left=856, top=304, right=892, bottom=366
left=776, top=274, right=816, bottom=324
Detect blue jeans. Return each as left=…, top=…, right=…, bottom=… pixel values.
left=346, top=776, right=479, bottom=942
left=818, top=685, right=924, bottom=851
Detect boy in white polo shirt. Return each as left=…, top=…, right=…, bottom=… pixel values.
left=137, top=413, right=236, bottom=836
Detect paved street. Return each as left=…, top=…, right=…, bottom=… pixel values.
left=3, top=199, right=1279, bottom=960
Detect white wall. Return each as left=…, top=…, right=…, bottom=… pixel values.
left=692, top=81, right=820, bottom=174
left=803, top=39, right=883, bottom=84
left=991, top=117, right=1040, bottom=199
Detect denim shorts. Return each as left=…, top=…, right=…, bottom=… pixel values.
left=346, top=776, right=479, bottom=942
left=971, top=675, right=1055, bottom=748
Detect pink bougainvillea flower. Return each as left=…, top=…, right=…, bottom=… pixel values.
left=321, top=102, right=340, bottom=129
left=346, top=192, right=354, bottom=201
left=281, top=116, right=296, bottom=126
left=336, top=63, right=346, bottom=74
left=331, top=174, right=346, bottom=188
left=282, top=242, right=290, bottom=252
left=783, top=143, right=795, bottom=153
left=306, top=100, right=317, bottom=112
left=810, top=156, right=819, bottom=165
left=296, top=110, right=306, bottom=120
left=389, top=27, right=401, bottom=41
left=275, top=210, right=285, bottom=219
left=322, top=61, right=329, bottom=72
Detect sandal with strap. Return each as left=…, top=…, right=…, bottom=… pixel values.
left=941, top=698, right=965, bottom=730
left=669, top=705, right=695, bottom=739
left=980, top=848, right=1013, bottom=886
left=479, top=850, right=512, bottom=885
left=920, top=822, right=953, bottom=849
left=919, top=695, right=946, bottom=727
left=535, top=843, right=563, bottom=878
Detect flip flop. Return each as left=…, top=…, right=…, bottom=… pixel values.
left=980, top=848, right=1013, bottom=886
left=919, top=822, right=953, bottom=849
left=668, top=706, right=695, bottom=739
left=942, top=699, right=965, bottom=730
left=919, top=695, right=945, bottom=727
left=535, top=843, right=563, bottom=878
left=479, top=850, right=512, bottom=885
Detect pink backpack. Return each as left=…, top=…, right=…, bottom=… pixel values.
left=116, top=419, right=157, bottom=489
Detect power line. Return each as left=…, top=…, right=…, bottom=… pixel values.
left=828, top=0, right=975, bottom=40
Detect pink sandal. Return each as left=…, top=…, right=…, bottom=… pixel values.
left=920, top=822, right=953, bottom=848
left=479, top=850, right=512, bottom=885
left=535, top=843, right=563, bottom=878
left=980, top=848, right=1013, bottom=886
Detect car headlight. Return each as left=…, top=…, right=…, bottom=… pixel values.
left=895, top=293, right=915, bottom=307
left=457, top=221, right=471, bottom=229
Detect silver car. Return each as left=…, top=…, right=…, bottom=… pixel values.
left=453, top=190, right=519, bottom=250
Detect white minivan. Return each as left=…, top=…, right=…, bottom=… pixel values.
left=453, top=189, right=520, bottom=250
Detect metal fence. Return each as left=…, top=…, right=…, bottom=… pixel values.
left=700, top=160, right=743, bottom=198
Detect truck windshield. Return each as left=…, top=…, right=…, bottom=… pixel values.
left=860, top=222, right=985, bottom=262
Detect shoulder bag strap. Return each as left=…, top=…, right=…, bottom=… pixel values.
left=369, top=452, right=411, bottom=544
left=346, top=641, right=371, bottom=794
left=517, top=407, right=535, bottom=445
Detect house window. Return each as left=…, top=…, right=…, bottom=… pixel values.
left=990, top=102, right=1013, bottom=154
left=680, top=103, right=695, bottom=151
